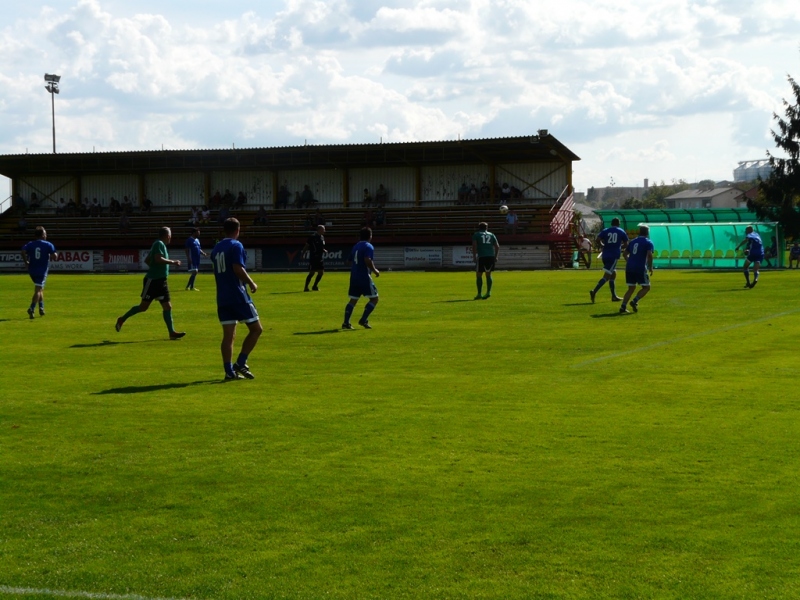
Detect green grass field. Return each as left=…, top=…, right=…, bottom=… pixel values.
left=1, top=269, right=799, bottom=599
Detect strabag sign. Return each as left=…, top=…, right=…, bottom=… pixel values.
left=51, top=250, right=93, bottom=271
left=403, top=246, right=442, bottom=268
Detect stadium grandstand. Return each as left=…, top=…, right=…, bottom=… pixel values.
left=0, top=133, right=582, bottom=271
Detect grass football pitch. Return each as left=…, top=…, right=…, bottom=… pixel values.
left=1, top=269, right=799, bottom=599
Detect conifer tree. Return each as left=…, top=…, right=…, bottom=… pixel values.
left=750, top=76, right=800, bottom=237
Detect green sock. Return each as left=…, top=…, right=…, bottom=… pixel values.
left=476, top=277, right=483, bottom=295
left=486, top=275, right=493, bottom=294
left=121, top=305, right=141, bottom=321
left=162, top=309, right=175, bottom=334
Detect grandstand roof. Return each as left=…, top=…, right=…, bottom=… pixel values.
left=0, top=134, right=580, bottom=177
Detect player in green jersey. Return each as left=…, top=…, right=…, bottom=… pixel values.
left=471, top=222, right=500, bottom=299
left=115, top=227, right=186, bottom=339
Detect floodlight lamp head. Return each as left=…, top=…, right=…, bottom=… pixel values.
left=537, top=129, right=548, bottom=137
left=44, top=73, right=61, bottom=83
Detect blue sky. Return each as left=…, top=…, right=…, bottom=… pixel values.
left=2, top=0, right=799, bottom=201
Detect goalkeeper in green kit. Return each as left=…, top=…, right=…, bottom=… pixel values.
left=471, top=222, right=500, bottom=300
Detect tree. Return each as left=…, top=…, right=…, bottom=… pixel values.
left=750, top=75, right=800, bottom=237
left=626, top=179, right=690, bottom=209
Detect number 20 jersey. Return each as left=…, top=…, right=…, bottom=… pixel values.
left=211, top=238, right=251, bottom=306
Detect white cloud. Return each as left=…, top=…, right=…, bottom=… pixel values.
left=0, top=0, right=797, bottom=191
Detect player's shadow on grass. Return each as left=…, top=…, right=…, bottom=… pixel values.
left=717, top=288, right=753, bottom=292
left=433, top=299, right=476, bottom=303
left=591, top=312, right=631, bottom=318
left=271, top=291, right=304, bottom=295
left=293, top=329, right=341, bottom=335
left=70, top=339, right=161, bottom=348
left=563, top=302, right=594, bottom=306
left=94, top=380, right=219, bottom=395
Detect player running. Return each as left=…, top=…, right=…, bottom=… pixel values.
left=736, top=226, right=764, bottom=288
left=343, top=227, right=380, bottom=330
left=211, top=218, right=262, bottom=381
left=472, top=222, right=500, bottom=300
left=620, top=225, right=654, bottom=314
left=184, top=228, right=208, bottom=291
left=21, top=226, right=58, bottom=319
left=590, top=217, right=628, bottom=303
left=303, top=225, right=327, bottom=292
left=115, top=227, right=186, bottom=339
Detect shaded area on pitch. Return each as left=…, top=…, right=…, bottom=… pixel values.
left=293, top=329, right=341, bottom=336
left=93, top=380, right=219, bottom=395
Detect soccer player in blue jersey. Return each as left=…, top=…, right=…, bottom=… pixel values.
left=343, top=227, right=380, bottom=330
left=620, top=225, right=654, bottom=314
left=184, top=228, right=208, bottom=291
left=21, top=226, right=58, bottom=319
left=735, top=226, right=764, bottom=289
left=590, top=217, right=628, bottom=303
left=211, top=218, right=262, bottom=381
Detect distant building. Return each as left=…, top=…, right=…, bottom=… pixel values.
left=665, top=187, right=744, bottom=209
left=734, top=160, right=773, bottom=183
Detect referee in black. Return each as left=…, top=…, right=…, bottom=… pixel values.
left=303, top=225, right=327, bottom=291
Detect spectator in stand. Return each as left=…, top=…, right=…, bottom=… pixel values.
left=217, top=205, right=230, bottom=224
left=142, top=196, right=153, bottom=213
left=29, top=193, right=40, bottom=211
left=223, top=189, right=235, bottom=206
left=56, top=198, right=67, bottom=216
left=254, top=206, right=269, bottom=226
left=458, top=182, right=469, bottom=204
left=362, top=209, right=375, bottom=228
left=187, top=206, right=199, bottom=225
left=468, top=184, right=479, bottom=204
left=294, top=191, right=302, bottom=208
left=479, top=181, right=491, bottom=204
left=210, top=190, right=223, bottom=209
left=14, top=195, right=27, bottom=214
left=234, top=191, right=247, bottom=209
left=16, top=214, right=29, bottom=232
left=66, top=198, right=77, bottom=216
left=121, top=196, right=133, bottom=214
left=500, top=183, right=512, bottom=203
left=764, top=236, right=778, bottom=267
left=504, top=209, right=519, bottom=234
left=79, top=198, right=90, bottom=217
left=119, top=212, right=131, bottom=233
left=790, top=242, right=800, bottom=268
left=510, top=185, right=524, bottom=200
left=300, top=185, right=316, bottom=208
left=90, top=198, right=102, bottom=217
left=200, top=206, right=210, bottom=224
left=277, top=185, right=290, bottom=209
left=109, top=197, right=121, bottom=216
left=375, top=206, right=387, bottom=227
left=363, top=188, right=373, bottom=207
left=375, top=184, right=388, bottom=207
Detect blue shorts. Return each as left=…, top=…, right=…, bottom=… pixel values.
left=625, top=268, right=650, bottom=287
left=187, top=261, right=200, bottom=272
left=746, top=253, right=763, bottom=264
left=217, top=302, right=259, bottom=325
left=349, top=277, right=378, bottom=299
left=29, top=271, right=48, bottom=288
left=602, top=256, right=619, bottom=274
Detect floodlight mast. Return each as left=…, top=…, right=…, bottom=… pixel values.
left=44, top=73, right=61, bottom=153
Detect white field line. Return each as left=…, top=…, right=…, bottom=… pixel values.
left=572, top=309, right=800, bottom=369
left=0, top=586, right=194, bottom=600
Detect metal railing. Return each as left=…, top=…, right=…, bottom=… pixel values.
left=0, top=195, right=12, bottom=215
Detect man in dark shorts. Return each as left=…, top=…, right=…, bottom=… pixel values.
left=471, top=222, right=500, bottom=300
left=619, top=225, right=654, bottom=314
left=115, top=226, right=186, bottom=339
left=303, top=225, right=327, bottom=292
left=211, top=218, right=262, bottom=381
